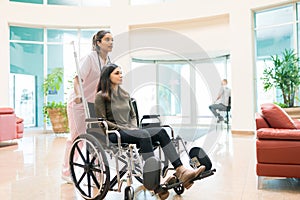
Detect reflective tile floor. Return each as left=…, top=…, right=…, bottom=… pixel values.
left=1, top=126, right=300, bottom=200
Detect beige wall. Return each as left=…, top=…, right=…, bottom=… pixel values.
left=0, top=0, right=294, bottom=132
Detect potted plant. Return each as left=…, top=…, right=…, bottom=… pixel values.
left=262, top=48, right=300, bottom=118
left=43, top=67, right=69, bottom=133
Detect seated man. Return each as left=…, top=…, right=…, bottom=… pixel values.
left=209, top=79, right=231, bottom=123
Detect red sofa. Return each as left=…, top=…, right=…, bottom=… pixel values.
left=255, top=103, right=300, bottom=188
left=0, top=107, right=24, bottom=142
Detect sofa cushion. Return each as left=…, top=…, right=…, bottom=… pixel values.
left=256, top=139, right=300, bottom=165
left=0, top=107, right=14, bottom=114
left=257, top=128, right=300, bottom=140
left=261, top=103, right=296, bottom=129
left=255, top=113, right=270, bottom=130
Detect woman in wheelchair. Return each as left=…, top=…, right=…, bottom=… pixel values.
left=94, top=63, right=205, bottom=199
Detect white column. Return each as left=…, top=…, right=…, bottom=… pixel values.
left=230, top=2, right=256, bottom=132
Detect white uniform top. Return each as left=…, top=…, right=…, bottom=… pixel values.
left=68, top=51, right=109, bottom=104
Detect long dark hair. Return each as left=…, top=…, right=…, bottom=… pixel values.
left=96, top=63, right=128, bottom=101
left=92, top=30, right=111, bottom=52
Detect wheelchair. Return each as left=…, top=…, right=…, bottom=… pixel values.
left=68, top=99, right=216, bottom=200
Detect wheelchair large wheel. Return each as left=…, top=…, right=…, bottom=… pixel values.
left=69, top=134, right=110, bottom=200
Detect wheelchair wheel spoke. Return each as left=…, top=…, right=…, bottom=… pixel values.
left=88, top=171, right=101, bottom=189
left=76, top=171, right=87, bottom=186
left=86, top=144, right=91, bottom=163
left=90, top=153, right=98, bottom=164
left=75, top=143, right=86, bottom=162
left=87, top=172, right=92, bottom=196
left=72, top=162, right=85, bottom=168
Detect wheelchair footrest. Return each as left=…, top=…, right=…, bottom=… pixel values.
left=162, top=168, right=216, bottom=190
left=163, top=178, right=182, bottom=190
left=192, top=168, right=216, bottom=181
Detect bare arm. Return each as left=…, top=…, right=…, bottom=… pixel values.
left=73, top=76, right=82, bottom=104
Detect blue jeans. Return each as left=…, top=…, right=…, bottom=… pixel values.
left=209, top=103, right=227, bottom=118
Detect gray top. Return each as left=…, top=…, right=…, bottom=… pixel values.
left=94, top=88, right=137, bottom=130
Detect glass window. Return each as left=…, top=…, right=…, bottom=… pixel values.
left=130, top=61, right=157, bottom=118
left=47, top=29, right=77, bottom=43
left=47, top=0, right=77, bottom=5
left=256, top=59, right=276, bottom=107
left=10, top=41, right=44, bottom=127
left=47, top=44, right=66, bottom=103
left=255, top=6, right=293, bottom=28
left=255, top=24, right=293, bottom=58
left=10, top=0, right=43, bottom=4
left=131, top=57, right=230, bottom=126
left=157, top=63, right=185, bottom=116
left=10, top=0, right=110, bottom=6
left=10, top=26, right=43, bottom=42
left=47, top=0, right=110, bottom=6
left=79, top=29, right=99, bottom=56
left=254, top=4, right=298, bottom=110
left=10, top=25, right=105, bottom=128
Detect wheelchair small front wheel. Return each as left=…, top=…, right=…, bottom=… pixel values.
left=124, top=186, right=134, bottom=200
left=174, top=183, right=184, bottom=195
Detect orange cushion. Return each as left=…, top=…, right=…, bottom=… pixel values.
left=261, top=103, right=296, bottom=129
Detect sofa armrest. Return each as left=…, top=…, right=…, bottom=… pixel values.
left=0, top=107, right=14, bottom=114
left=257, top=128, right=300, bottom=140
left=293, top=118, right=300, bottom=129
left=255, top=113, right=269, bottom=130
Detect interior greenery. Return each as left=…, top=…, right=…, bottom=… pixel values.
left=42, top=67, right=68, bottom=127
left=262, top=48, right=300, bottom=108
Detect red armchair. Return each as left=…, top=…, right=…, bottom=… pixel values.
left=0, top=107, right=24, bottom=142
left=255, top=103, right=300, bottom=188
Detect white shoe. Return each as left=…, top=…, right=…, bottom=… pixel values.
left=62, top=174, right=73, bottom=184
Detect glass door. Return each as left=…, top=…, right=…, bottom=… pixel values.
left=10, top=73, right=36, bottom=127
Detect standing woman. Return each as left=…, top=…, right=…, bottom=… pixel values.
left=94, top=63, right=205, bottom=200
left=61, top=30, right=113, bottom=182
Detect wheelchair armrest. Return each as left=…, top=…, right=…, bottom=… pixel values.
left=85, top=117, right=104, bottom=123
left=140, top=115, right=161, bottom=129
left=161, top=125, right=174, bottom=138
left=141, top=115, right=160, bottom=119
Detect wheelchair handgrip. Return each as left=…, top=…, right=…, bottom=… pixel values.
left=85, top=117, right=104, bottom=122
left=142, top=115, right=160, bottom=119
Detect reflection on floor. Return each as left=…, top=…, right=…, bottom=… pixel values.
left=0, top=125, right=300, bottom=200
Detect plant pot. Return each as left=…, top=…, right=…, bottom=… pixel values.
left=283, top=107, right=300, bottom=119
left=47, top=108, right=69, bottom=133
